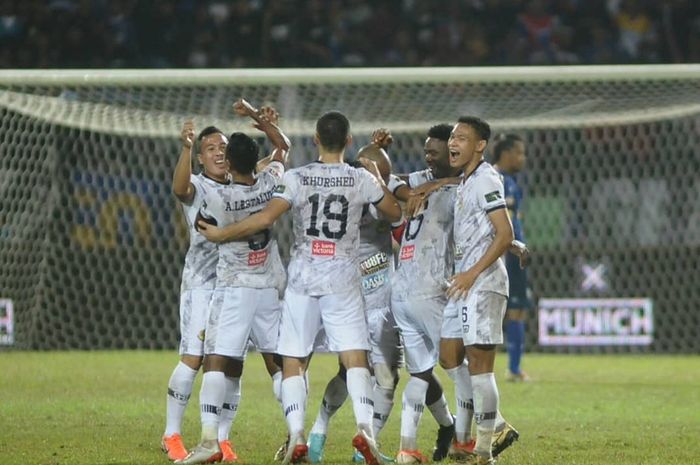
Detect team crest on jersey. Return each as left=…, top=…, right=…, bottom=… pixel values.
left=273, top=185, right=286, bottom=194
left=311, top=240, right=336, bottom=256
left=484, top=190, right=502, bottom=202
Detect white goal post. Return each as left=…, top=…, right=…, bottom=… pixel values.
left=0, top=65, right=698, bottom=352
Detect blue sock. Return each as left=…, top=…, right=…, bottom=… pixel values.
left=506, top=320, right=525, bottom=375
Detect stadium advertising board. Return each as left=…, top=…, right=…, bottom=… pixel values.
left=0, top=299, right=14, bottom=345
left=538, top=298, right=653, bottom=346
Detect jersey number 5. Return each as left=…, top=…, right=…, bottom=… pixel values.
left=306, top=193, right=349, bottom=240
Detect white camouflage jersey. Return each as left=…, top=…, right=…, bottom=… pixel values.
left=201, top=162, right=287, bottom=291
left=454, top=161, right=509, bottom=296
left=358, top=175, right=406, bottom=309
left=393, top=169, right=457, bottom=301
left=180, top=173, right=230, bottom=292
left=273, top=162, right=385, bottom=295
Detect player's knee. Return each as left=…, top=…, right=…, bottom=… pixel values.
left=181, top=354, right=203, bottom=370
left=373, top=363, right=398, bottom=390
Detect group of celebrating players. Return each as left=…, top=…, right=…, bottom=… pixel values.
left=159, top=98, right=530, bottom=465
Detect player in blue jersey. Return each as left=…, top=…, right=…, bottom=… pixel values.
left=492, top=134, right=532, bottom=382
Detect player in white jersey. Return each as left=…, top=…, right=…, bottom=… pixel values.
left=198, top=111, right=402, bottom=465
left=179, top=100, right=291, bottom=464
left=371, top=124, right=462, bottom=464
left=444, top=116, right=515, bottom=465
left=163, top=123, right=230, bottom=461
left=404, top=128, right=524, bottom=462
left=306, top=144, right=405, bottom=464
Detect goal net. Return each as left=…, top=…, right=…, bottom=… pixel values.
left=1, top=66, right=698, bottom=352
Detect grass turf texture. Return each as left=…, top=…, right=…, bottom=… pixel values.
left=1, top=352, right=699, bottom=465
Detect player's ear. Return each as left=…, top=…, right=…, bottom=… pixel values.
left=345, top=134, right=353, bottom=147
left=313, top=133, right=320, bottom=146
left=197, top=153, right=204, bottom=165
left=476, top=139, right=487, bottom=153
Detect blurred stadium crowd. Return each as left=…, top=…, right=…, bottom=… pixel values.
left=1, top=0, right=699, bottom=68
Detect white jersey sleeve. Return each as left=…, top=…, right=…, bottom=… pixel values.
left=272, top=170, right=296, bottom=206
left=357, top=169, right=385, bottom=205
left=476, top=172, right=507, bottom=214
left=387, top=174, right=407, bottom=195
left=263, top=160, right=285, bottom=180
left=407, top=169, right=433, bottom=188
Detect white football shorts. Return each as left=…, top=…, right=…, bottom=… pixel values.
left=277, top=287, right=370, bottom=357
left=205, top=287, right=281, bottom=358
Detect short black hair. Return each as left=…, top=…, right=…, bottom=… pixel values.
left=197, top=126, right=224, bottom=141
left=456, top=116, right=491, bottom=143
left=196, top=126, right=225, bottom=153
left=316, top=111, right=350, bottom=152
left=491, top=134, right=523, bottom=163
left=226, top=132, right=259, bottom=175
left=427, top=123, right=452, bottom=142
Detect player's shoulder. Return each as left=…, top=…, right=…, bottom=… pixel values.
left=261, top=160, right=285, bottom=178
left=474, top=162, right=503, bottom=184
left=407, top=168, right=433, bottom=188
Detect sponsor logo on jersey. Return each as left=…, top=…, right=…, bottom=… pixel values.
left=362, top=269, right=388, bottom=292
left=484, top=190, right=502, bottom=202
left=400, top=244, right=415, bottom=261
left=311, top=240, right=336, bottom=256
left=248, top=249, right=268, bottom=266
left=360, top=252, right=389, bottom=275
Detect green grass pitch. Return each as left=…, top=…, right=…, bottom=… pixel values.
left=1, top=352, right=699, bottom=465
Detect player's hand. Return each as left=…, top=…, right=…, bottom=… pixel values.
left=405, top=180, right=442, bottom=217
left=253, top=105, right=280, bottom=130
left=371, top=128, right=393, bottom=148
left=259, top=106, right=279, bottom=125
left=181, top=121, right=195, bottom=149
left=446, top=268, right=479, bottom=301
left=405, top=193, right=426, bottom=218
left=233, top=98, right=257, bottom=117
left=357, top=158, right=384, bottom=182
left=196, top=221, right=225, bottom=243
left=511, top=240, right=531, bottom=268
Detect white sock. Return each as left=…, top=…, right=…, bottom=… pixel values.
left=346, top=367, right=374, bottom=435
left=427, top=393, right=454, bottom=427
left=272, top=371, right=283, bottom=404
left=282, top=376, right=307, bottom=436
left=471, top=373, right=499, bottom=458
left=399, top=377, right=428, bottom=451
left=165, top=361, right=198, bottom=436
left=372, top=385, right=395, bottom=438
left=445, top=362, right=473, bottom=443
left=218, top=376, right=241, bottom=441
left=199, top=371, right=227, bottom=442
left=310, top=374, right=348, bottom=435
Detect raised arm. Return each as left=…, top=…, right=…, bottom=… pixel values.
left=233, top=99, right=291, bottom=168
left=358, top=158, right=402, bottom=223
left=197, top=197, right=291, bottom=243
left=172, top=121, right=196, bottom=203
